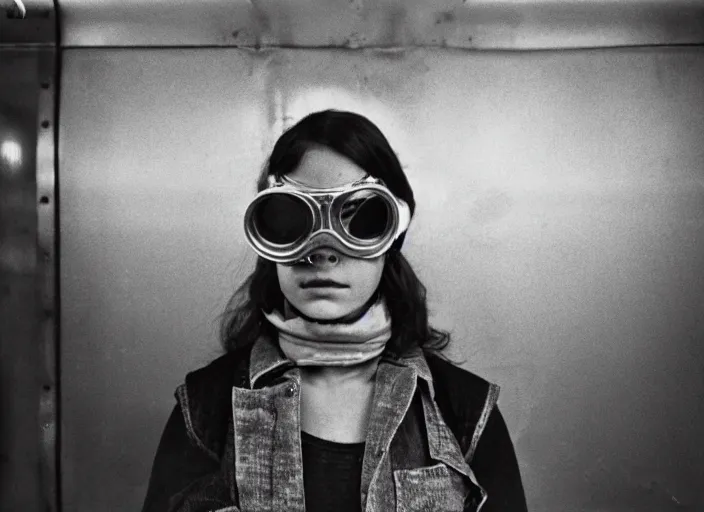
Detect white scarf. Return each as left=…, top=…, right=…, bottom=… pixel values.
left=261, top=297, right=392, bottom=367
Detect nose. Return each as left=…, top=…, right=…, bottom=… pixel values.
left=305, top=247, right=341, bottom=269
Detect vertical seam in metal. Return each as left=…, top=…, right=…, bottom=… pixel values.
left=36, top=1, right=60, bottom=509
left=53, top=5, right=62, bottom=510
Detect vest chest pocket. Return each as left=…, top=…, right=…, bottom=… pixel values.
left=393, top=462, right=476, bottom=512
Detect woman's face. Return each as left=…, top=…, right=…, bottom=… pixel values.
left=276, top=146, right=385, bottom=321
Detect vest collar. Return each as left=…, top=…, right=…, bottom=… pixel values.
left=249, top=334, right=435, bottom=399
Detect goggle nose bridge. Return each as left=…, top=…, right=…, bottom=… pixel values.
left=313, top=194, right=334, bottom=231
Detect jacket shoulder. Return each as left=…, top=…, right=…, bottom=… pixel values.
left=425, top=353, right=500, bottom=461
left=185, top=350, right=248, bottom=391
left=175, top=348, right=251, bottom=461
left=425, top=353, right=495, bottom=389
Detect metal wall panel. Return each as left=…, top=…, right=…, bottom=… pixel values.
left=0, top=48, right=42, bottom=512
left=0, top=46, right=58, bottom=512
left=1, top=1, right=59, bottom=509
left=60, top=46, right=704, bottom=511
left=58, top=48, right=270, bottom=511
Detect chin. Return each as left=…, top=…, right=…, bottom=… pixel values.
left=295, top=298, right=352, bottom=321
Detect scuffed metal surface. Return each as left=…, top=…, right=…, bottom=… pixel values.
left=59, top=0, right=704, bottom=49
left=0, top=0, right=55, bottom=45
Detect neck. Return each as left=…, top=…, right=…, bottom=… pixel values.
left=284, top=290, right=380, bottom=325
left=301, top=355, right=381, bottom=387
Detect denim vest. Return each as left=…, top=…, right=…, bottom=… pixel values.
left=173, top=335, right=499, bottom=512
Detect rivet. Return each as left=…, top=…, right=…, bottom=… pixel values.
left=41, top=120, right=50, bottom=129
left=40, top=196, right=49, bottom=204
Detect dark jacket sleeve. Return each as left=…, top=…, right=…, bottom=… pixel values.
left=141, top=405, right=235, bottom=512
left=471, top=406, right=528, bottom=512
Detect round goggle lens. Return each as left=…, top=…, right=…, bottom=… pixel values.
left=252, top=195, right=312, bottom=245
left=340, top=191, right=391, bottom=241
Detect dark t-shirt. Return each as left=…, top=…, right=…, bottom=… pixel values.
left=301, top=430, right=365, bottom=512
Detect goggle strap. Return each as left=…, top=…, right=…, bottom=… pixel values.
left=395, top=198, right=412, bottom=240
left=273, top=174, right=383, bottom=191
left=266, top=174, right=282, bottom=188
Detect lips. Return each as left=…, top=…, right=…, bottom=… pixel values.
left=300, top=278, right=348, bottom=289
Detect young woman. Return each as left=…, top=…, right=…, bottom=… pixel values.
left=142, top=110, right=528, bottom=512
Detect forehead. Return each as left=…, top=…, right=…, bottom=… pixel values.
left=287, top=146, right=367, bottom=188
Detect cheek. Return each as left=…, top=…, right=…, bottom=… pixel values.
left=351, top=258, right=385, bottom=298
left=276, top=265, right=297, bottom=299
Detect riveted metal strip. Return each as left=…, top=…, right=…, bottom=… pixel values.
left=56, top=0, right=704, bottom=50
left=36, top=43, right=59, bottom=512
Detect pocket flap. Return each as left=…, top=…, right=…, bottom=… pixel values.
left=394, top=462, right=483, bottom=512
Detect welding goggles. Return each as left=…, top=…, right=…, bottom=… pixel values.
left=243, top=174, right=412, bottom=264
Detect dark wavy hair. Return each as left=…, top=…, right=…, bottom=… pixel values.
left=220, top=110, right=450, bottom=357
